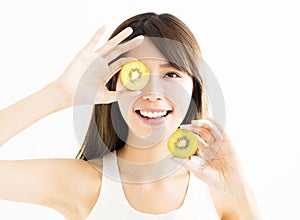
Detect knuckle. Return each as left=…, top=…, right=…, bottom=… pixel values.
left=105, top=40, right=114, bottom=48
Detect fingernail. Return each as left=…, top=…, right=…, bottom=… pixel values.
left=102, top=24, right=108, bottom=30
left=135, top=35, right=144, bottom=40
left=180, top=124, right=189, bottom=129
left=191, top=120, right=206, bottom=126
left=124, top=27, right=133, bottom=34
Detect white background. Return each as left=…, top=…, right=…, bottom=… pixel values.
left=0, top=0, right=299, bottom=219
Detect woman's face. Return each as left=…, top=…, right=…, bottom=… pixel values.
left=116, top=38, right=193, bottom=146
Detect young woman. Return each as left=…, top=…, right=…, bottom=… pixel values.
left=0, top=12, right=262, bottom=219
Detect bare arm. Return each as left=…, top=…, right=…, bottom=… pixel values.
left=0, top=83, right=69, bottom=147
left=228, top=184, right=263, bottom=220
left=0, top=26, right=143, bottom=217
left=0, top=159, right=101, bottom=219
left=0, top=26, right=143, bottom=147
left=180, top=119, right=263, bottom=219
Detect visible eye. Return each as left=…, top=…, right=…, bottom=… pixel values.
left=164, top=72, right=181, bottom=78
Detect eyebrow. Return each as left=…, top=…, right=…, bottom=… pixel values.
left=159, top=63, right=175, bottom=68
left=159, top=62, right=190, bottom=75
left=159, top=62, right=184, bottom=72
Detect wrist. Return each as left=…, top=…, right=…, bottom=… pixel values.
left=230, top=182, right=252, bottom=201
left=45, top=82, right=73, bottom=111
left=230, top=183, right=263, bottom=220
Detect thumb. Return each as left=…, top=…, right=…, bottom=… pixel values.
left=114, top=90, right=142, bottom=102
left=172, top=156, right=207, bottom=181
left=185, top=158, right=206, bottom=177
left=95, top=90, right=141, bottom=104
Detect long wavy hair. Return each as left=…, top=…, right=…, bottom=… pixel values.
left=76, top=12, right=208, bottom=160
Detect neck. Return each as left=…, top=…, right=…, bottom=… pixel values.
left=116, top=139, right=185, bottom=183
left=119, top=123, right=177, bottom=163
left=118, top=139, right=169, bottom=163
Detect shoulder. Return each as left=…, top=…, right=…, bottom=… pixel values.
left=0, top=158, right=103, bottom=219
left=209, top=187, right=241, bottom=220
left=39, top=158, right=103, bottom=219
left=59, top=158, right=103, bottom=218
left=30, top=158, right=102, bottom=188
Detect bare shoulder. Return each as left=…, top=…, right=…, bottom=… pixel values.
left=209, top=187, right=241, bottom=220
left=44, top=158, right=103, bottom=218
left=0, top=158, right=102, bottom=219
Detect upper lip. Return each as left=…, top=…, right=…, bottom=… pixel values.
left=134, top=108, right=173, bottom=118
left=134, top=108, right=172, bottom=112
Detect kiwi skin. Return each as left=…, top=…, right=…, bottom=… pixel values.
left=120, top=60, right=149, bottom=91
left=167, top=129, right=198, bottom=158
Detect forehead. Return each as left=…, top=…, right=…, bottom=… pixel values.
left=125, top=37, right=167, bottom=61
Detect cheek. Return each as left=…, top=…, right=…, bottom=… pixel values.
left=164, top=79, right=193, bottom=119
left=117, top=98, right=132, bottom=122
left=115, top=77, right=129, bottom=119
left=116, top=76, right=136, bottom=119
left=116, top=87, right=136, bottom=124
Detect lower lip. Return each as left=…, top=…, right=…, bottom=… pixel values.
left=136, top=112, right=169, bottom=126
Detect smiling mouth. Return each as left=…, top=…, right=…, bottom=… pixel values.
left=135, top=110, right=172, bottom=119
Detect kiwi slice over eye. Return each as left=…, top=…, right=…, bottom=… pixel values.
left=120, top=60, right=149, bottom=90
left=168, top=129, right=198, bottom=158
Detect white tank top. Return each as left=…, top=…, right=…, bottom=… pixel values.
left=87, top=152, right=220, bottom=219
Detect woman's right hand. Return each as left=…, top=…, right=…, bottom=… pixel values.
left=54, top=26, right=144, bottom=106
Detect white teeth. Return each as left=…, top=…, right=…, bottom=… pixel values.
left=153, top=112, right=159, bottom=118
left=139, top=111, right=168, bottom=119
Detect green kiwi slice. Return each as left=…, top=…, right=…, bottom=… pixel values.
left=168, top=129, right=198, bottom=158
left=120, top=60, right=149, bottom=90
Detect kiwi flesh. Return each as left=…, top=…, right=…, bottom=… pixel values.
left=120, top=60, right=149, bottom=90
left=168, top=129, right=198, bottom=158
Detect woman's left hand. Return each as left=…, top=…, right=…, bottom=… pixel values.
left=179, top=119, right=247, bottom=193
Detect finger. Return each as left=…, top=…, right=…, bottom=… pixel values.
left=204, top=120, right=223, bottom=152
left=190, top=155, right=207, bottom=167
left=183, top=158, right=218, bottom=186
left=181, top=122, right=222, bottom=159
left=81, top=56, right=110, bottom=84
left=171, top=157, right=207, bottom=181
left=207, top=116, right=225, bottom=132
left=84, top=25, right=107, bottom=51
left=96, top=90, right=141, bottom=104
left=201, top=147, right=217, bottom=161
left=191, top=119, right=214, bottom=130
left=97, top=27, right=133, bottom=55
left=206, top=117, right=232, bottom=150
left=182, top=158, right=205, bottom=179
left=178, top=125, right=209, bottom=155
left=202, top=118, right=225, bottom=139
left=192, top=119, right=223, bottom=142
left=184, top=125, right=212, bottom=141
left=183, top=120, right=214, bottom=138
left=103, top=57, right=138, bottom=83
left=193, top=133, right=209, bottom=148
left=114, top=90, right=142, bottom=102
left=180, top=124, right=212, bottom=144
left=102, top=35, right=144, bottom=62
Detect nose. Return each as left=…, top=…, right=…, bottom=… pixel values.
left=141, top=74, right=164, bottom=102
left=142, top=92, right=163, bottom=102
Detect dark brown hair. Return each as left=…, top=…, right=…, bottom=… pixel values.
left=76, top=12, right=208, bottom=160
